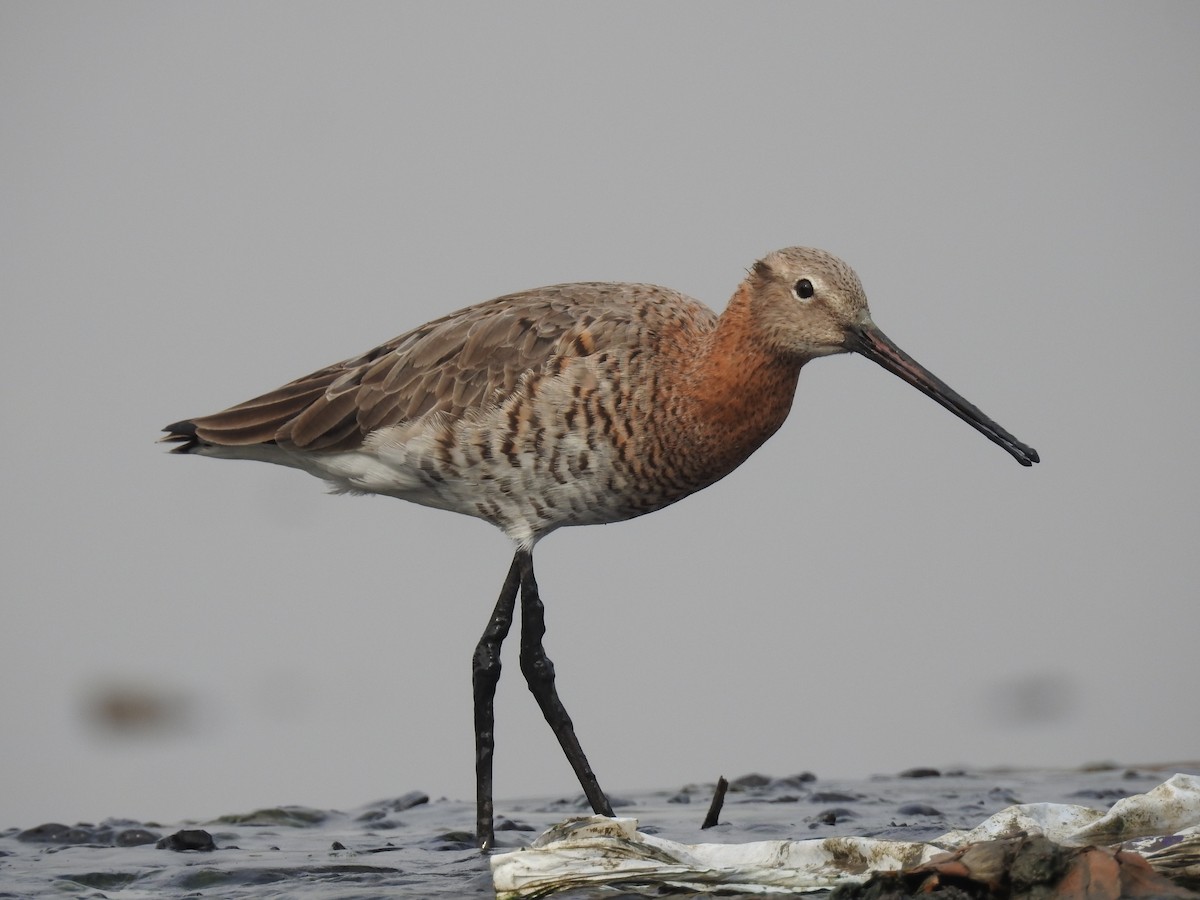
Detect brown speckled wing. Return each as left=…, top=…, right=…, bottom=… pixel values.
left=164, top=284, right=666, bottom=453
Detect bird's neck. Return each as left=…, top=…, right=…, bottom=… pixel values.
left=676, top=286, right=804, bottom=479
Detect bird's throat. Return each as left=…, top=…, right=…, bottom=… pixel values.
left=676, top=295, right=804, bottom=482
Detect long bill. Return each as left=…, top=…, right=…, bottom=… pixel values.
left=843, top=323, right=1040, bottom=467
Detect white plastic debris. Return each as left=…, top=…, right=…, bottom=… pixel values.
left=490, top=774, right=1200, bottom=898
left=939, top=773, right=1200, bottom=847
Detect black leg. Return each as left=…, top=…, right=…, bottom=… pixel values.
left=472, top=553, right=521, bottom=851
left=516, top=550, right=614, bottom=818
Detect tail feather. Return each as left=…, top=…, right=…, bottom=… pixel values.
left=159, top=420, right=203, bottom=454
left=160, top=369, right=355, bottom=455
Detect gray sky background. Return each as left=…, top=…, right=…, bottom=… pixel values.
left=3, top=3, right=1197, bottom=828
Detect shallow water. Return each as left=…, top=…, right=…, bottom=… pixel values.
left=3, top=763, right=1194, bottom=898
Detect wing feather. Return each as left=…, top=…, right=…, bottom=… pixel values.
left=166, top=282, right=708, bottom=454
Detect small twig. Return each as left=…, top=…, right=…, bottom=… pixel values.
left=701, top=776, right=728, bottom=829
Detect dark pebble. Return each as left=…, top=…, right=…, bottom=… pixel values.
left=898, top=767, right=941, bottom=778
left=17, top=823, right=93, bottom=844
left=214, top=806, right=326, bottom=827
left=809, top=791, right=862, bottom=803
left=156, top=829, right=216, bottom=852
left=115, top=828, right=160, bottom=847
left=771, top=772, right=817, bottom=790
left=430, top=831, right=475, bottom=851
left=1068, top=788, right=1131, bottom=800
left=814, top=807, right=856, bottom=825
left=667, top=792, right=691, bottom=804
left=730, top=773, right=772, bottom=789
left=896, top=803, right=942, bottom=816
left=331, top=840, right=347, bottom=850
left=361, top=818, right=405, bottom=830
left=494, top=817, right=534, bottom=832
left=380, top=791, right=429, bottom=812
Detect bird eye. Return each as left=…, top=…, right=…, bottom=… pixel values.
left=792, top=279, right=815, bottom=301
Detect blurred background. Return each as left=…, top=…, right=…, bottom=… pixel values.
left=3, top=3, right=1197, bottom=827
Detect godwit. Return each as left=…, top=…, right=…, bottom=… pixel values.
left=162, top=247, right=1038, bottom=849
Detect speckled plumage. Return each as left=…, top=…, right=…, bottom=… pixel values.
left=165, top=256, right=817, bottom=547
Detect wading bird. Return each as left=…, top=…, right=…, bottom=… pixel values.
left=162, top=247, right=1039, bottom=849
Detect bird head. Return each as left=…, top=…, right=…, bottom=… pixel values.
left=745, top=246, right=1039, bottom=467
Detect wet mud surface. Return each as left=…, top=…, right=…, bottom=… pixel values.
left=2, top=764, right=1195, bottom=898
